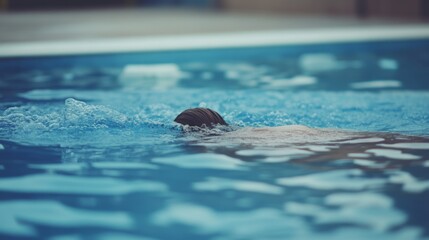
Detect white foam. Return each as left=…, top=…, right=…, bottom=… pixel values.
left=0, top=143, right=4, bottom=150
left=377, top=143, right=429, bottom=150
left=366, top=149, right=421, bottom=160
left=351, top=80, right=401, bottom=89
left=277, top=169, right=386, bottom=190
left=193, top=177, right=284, bottom=195
left=424, top=160, right=429, bottom=167
left=152, top=153, right=245, bottom=170
left=0, top=200, right=133, bottom=236
left=64, top=98, right=128, bottom=127
left=0, top=105, right=63, bottom=133
left=0, top=173, right=167, bottom=195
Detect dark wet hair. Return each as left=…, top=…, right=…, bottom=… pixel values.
left=174, top=108, right=228, bottom=128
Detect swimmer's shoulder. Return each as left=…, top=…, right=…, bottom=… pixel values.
left=286, top=125, right=311, bottom=130
left=235, top=125, right=312, bottom=134
left=266, top=125, right=312, bottom=131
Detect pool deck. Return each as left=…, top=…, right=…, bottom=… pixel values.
left=0, top=8, right=428, bottom=57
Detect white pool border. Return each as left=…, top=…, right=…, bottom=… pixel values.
left=1, top=25, right=429, bottom=57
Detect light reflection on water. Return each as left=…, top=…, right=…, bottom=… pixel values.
left=1, top=47, right=429, bottom=239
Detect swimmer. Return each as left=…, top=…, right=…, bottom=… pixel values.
left=174, top=107, right=357, bottom=144
left=174, top=108, right=228, bottom=128
left=174, top=108, right=429, bottom=166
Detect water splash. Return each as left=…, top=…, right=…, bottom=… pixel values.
left=63, top=98, right=128, bottom=128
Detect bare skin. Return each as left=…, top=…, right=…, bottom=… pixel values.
left=185, top=125, right=429, bottom=169
left=198, top=125, right=364, bottom=146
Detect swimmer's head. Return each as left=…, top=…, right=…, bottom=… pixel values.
left=174, top=108, right=228, bottom=128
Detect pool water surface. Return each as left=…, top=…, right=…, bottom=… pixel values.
left=0, top=39, right=429, bottom=240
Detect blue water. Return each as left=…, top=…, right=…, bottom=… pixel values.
left=1, top=40, right=429, bottom=240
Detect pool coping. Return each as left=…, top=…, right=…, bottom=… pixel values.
left=1, top=25, right=429, bottom=58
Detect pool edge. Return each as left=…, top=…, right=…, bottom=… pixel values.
left=1, top=25, right=429, bottom=58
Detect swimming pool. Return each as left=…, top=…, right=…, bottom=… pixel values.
left=1, top=29, right=429, bottom=240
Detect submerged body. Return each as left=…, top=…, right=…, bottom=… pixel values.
left=176, top=108, right=429, bottom=166
left=175, top=108, right=425, bottom=145
left=192, top=124, right=429, bottom=167
left=175, top=108, right=372, bottom=145
left=224, top=125, right=333, bottom=142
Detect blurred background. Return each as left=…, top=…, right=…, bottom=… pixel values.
left=0, top=0, right=428, bottom=44
left=1, top=0, right=428, bottom=19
